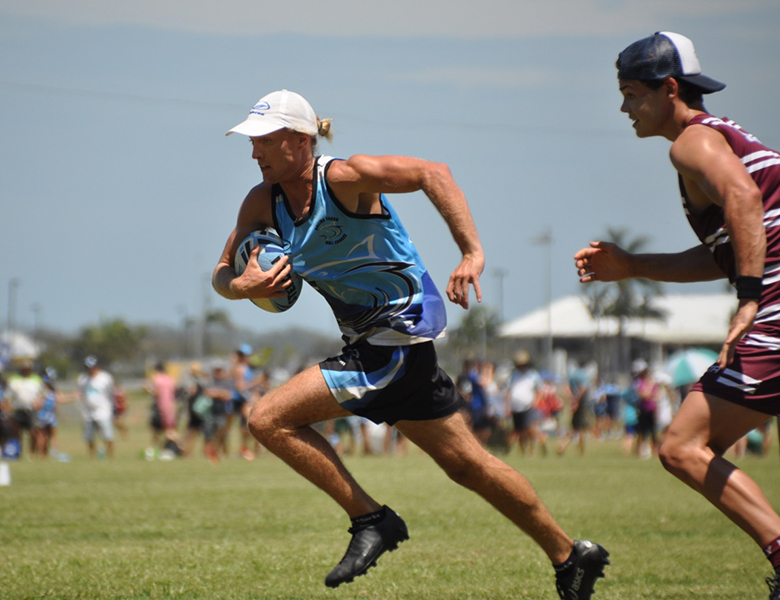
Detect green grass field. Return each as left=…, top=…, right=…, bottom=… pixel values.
left=1, top=396, right=778, bottom=599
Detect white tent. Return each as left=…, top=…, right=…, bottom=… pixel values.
left=499, top=293, right=735, bottom=345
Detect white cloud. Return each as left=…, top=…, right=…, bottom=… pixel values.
left=0, top=0, right=774, bottom=38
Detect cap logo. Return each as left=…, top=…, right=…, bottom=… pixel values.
left=250, top=101, right=271, bottom=116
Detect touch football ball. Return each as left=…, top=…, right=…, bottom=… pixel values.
left=233, top=228, right=302, bottom=313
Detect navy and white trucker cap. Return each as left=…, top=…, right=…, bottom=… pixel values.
left=617, top=31, right=725, bottom=93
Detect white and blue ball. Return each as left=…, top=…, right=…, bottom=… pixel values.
left=233, top=228, right=302, bottom=313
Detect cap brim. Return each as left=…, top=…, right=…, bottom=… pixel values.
left=679, top=73, right=726, bottom=94
left=225, top=119, right=286, bottom=137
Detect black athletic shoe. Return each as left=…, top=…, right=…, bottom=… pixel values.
left=555, top=540, right=610, bottom=600
left=767, top=570, right=780, bottom=600
left=324, top=506, right=409, bottom=588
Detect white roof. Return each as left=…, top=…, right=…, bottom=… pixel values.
left=499, top=293, right=735, bottom=344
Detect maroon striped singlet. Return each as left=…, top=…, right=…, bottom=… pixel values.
left=682, top=114, right=780, bottom=414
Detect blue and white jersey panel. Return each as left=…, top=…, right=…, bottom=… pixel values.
left=271, top=156, right=447, bottom=346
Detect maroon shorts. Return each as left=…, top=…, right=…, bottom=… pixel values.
left=692, top=340, right=780, bottom=415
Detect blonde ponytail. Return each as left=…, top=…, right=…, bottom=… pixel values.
left=317, top=117, right=333, bottom=142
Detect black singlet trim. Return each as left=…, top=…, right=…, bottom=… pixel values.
left=270, top=183, right=287, bottom=235
left=322, top=157, right=391, bottom=221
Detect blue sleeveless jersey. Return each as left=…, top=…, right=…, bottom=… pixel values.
left=271, top=156, right=447, bottom=346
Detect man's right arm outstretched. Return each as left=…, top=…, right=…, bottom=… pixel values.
left=573, top=241, right=724, bottom=284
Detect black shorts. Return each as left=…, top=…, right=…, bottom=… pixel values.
left=187, top=413, right=204, bottom=430
left=571, top=406, right=590, bottom=431
left=511, top=409, right=534, bottom=432
left=150, top=405, right=163, bottom=432
left=471, top=409, right=495, bottom=432
left=13, top=409, right=35, bottom=430
left=637, top=409, right=656, bottom=437
left=320, top=340, right=465, bottom=426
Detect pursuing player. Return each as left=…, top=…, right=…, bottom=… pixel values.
left=574, top=32, right=780, bottom=598
left=214, top=89, right=609, bottom=597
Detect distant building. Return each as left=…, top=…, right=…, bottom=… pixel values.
left=499, top=293, right=734, bottom=377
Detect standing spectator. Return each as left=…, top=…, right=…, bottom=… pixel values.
left=146, top=362, right=180, bottom=457
left=632, top=359, right=660, bottom=459
left=482, top=361, right=506, bottom=423
left=456, top=359, right=492, bottom=444
left=505, top=350, right=542, bottom=456
left=77, top=356, right=116, bottom=459
left=482, top=361, right=509, bottom=452
left=35, top=367, right=75, bottom=458
left=621, top=380, right=640, bottom=457
left=557, top=362, right=592, bottom=457
left=4, top=359, right=44, bottom=458
left=601, top=379, right=623, bottom=440
left=182, top=363, right=208, bottom=458
left=591, top=380, right=610, bottom=440
left=534, top=373, right=564, bottom=456
left=112, top=380, right=129, bottom=440
left=203, top=364, right=234, bottom=464
left=654, top=372, right=677, bottom=446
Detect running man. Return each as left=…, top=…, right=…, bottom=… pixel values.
left=214, top=89, right=608, bottom=597
left=574, top=32, right=780, bottom=598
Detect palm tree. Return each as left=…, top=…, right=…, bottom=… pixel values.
left=583, top=227, right=667, bottom=373
left=448, top=305, right=502, bottom=362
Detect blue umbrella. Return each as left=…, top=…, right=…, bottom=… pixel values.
left=665, top=348, right=719, bottom=387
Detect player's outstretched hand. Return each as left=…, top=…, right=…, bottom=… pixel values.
left=574, top=241, right=633, bottom=283
left=447, top=253, right=484, bottom=309
left=234, top=244, right=292, bottom=299
left=718, top=300, right=758, bottom=368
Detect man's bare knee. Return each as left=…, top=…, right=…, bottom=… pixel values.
left=659, top=437, right=693, bottom=476
left=437, top=450, right=502, bottom=491
left=248, top=403, right=277, bottom=445
left=441, top=459, right=479, bottom=489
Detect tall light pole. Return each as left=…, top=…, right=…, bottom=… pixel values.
left=532, top=228, right=553, bottom=373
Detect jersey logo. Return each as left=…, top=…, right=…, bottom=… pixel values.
left=315, top=217, right=347, bottom=245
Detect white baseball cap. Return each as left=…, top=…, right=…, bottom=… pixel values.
left=226, top=90, right=318, bottom=137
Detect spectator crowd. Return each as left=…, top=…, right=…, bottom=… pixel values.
left=0, top=347, right=775, bottom=463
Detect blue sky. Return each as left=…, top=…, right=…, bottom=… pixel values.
left=1, top=1, right=779, bottom=339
